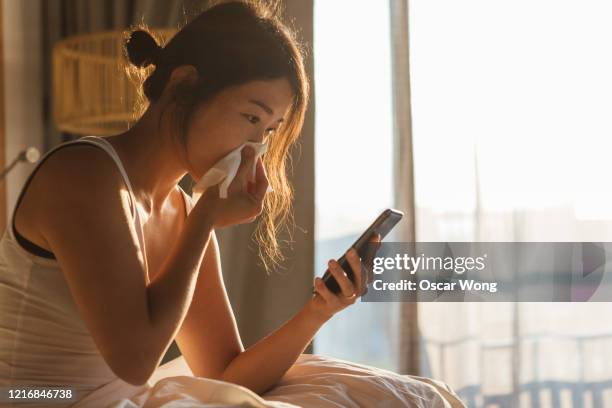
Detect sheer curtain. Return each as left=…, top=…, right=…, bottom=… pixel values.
left=312, top=0, right=400, bottom=371
left=409, top=0, right=612, bottom=406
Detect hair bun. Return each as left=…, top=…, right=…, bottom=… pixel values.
left=125, top=30, right=163, bottom=68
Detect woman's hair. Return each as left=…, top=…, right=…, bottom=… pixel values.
left=123, top=0, right=309, bottom=274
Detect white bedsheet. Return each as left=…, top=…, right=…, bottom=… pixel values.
left=105, top=354, right=465, bottom=408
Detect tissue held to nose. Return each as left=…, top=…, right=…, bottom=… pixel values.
left=192, top=141, right=273, bottom=202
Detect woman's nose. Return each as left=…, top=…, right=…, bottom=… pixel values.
left=250, top=134, right=268, bottom=144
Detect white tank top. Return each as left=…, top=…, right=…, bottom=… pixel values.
left=0, top=135, right=194, bottom=407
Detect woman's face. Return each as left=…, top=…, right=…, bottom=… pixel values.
left=183, top=77, right=294, bottom=180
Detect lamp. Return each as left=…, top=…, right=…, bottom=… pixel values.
left=52, top=28, right=177, bottom=136
left=0, top=147, right=40, bottom=182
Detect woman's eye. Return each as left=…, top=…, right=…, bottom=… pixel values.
left=243, top=113, right=277, bottom=138
left=244, top=114, right=260, bottom=124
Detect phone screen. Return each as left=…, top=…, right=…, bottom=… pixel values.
left=317, top=209, right=404, bottom=295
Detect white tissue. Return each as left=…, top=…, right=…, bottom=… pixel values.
left=192, top=141, right=272, bottom=201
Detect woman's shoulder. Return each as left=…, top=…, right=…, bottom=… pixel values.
left=13, top=144, right=135, bottom=260
left=38, top=145, right=127, bottom=196
left=29, top=144, right=135, bottom=221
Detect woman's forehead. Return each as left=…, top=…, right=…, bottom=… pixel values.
left=224, top=79, right=294, bottom=108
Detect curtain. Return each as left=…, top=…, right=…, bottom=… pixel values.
left=3, top=1, right=45, bottom=233
left=405, top=0, right=612, bottom=407
left=0, top=0, right=6, bottom=230
left=41, top=0, right=315, bottom=361
left=311, top=0, right=399, bottom=371
left=389, top=0, right=419, bottom=376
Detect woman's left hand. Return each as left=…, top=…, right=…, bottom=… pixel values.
left=307, top=234, right=381, bottom=323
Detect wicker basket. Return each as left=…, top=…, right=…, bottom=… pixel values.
left=52, top=28, right=177, bottom=136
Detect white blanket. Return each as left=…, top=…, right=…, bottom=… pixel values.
left=105, top=354, right=465, bottom=408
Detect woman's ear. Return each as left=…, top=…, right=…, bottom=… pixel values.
left=159, top=64, right=200, bottom=103
left=169, top=64, right=199, bottom=86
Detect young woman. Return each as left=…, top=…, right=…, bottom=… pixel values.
left=0, top=0, right=380, bottom=405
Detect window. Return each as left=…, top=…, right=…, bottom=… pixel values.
left=313, top=0, right=397, bottom=370
left=410, top=1, right=612, bottom=404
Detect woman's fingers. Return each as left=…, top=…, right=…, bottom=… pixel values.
left=233, top=146, right=256, bottom=188
left=251, top=157, right=269, bottom=200
left=314, top=277, right=337, bottom=305
left=345, top=248, right=364, bottom=296
left=311, top=241, right=383, bottom=319
left=328, top=259, right=356, bottom=299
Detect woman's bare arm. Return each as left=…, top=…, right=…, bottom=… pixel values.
left=35, top=146, right=214, bottom=385
left=174, top=230, right=244, bottom=380
left=218, top=246, right=367, bottom=395
left=175, top=228, right=369, bottom=395
left=218, top=299, right=328, bottom=394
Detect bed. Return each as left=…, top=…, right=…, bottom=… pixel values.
left=103, top=353, right=466, bottom=407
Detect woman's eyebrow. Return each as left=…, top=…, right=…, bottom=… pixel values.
left=248, top=99, right=285, bottom=123
left=249, top=99, right=273, bottom=115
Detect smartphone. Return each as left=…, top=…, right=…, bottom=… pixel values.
left=316, top=208, right=404, bottom=295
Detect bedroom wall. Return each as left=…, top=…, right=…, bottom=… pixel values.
left=2, top=0, right=44, bottom=226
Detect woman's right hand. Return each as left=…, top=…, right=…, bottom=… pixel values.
left=194, top=145, right=269, bottom=229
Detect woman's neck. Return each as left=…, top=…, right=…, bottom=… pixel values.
left=106, top=104, right=188, bottom=215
